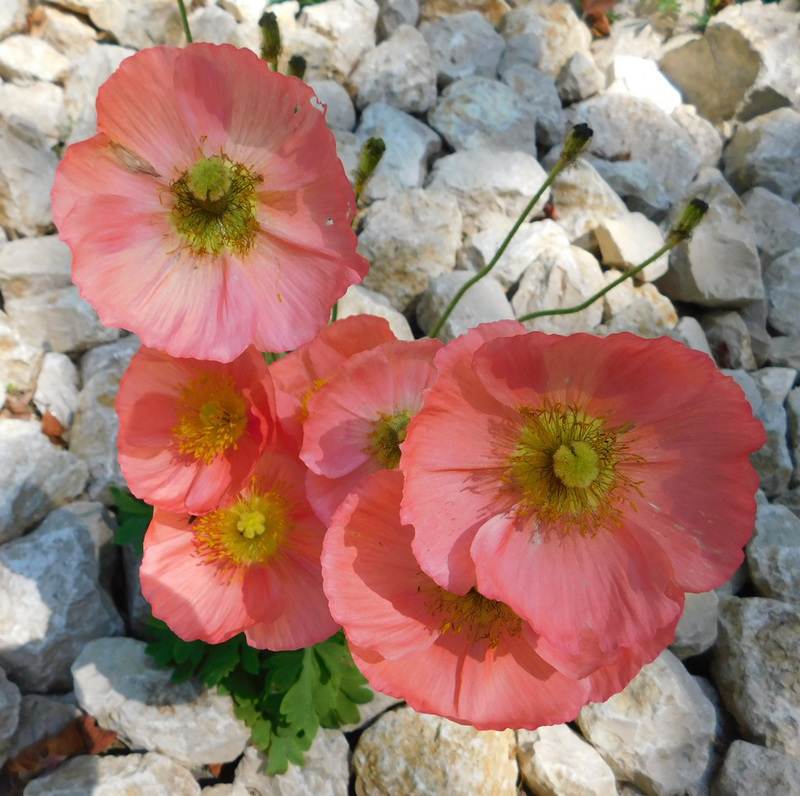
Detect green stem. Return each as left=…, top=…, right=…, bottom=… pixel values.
left=516, top=240, right=674, bottom=324
left=177, top=0, right=193, bottom=43
left=428, top=165, right=567, bottom=340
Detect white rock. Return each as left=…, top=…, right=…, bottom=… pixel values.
left=299, top=0, right=379, bottom=82
left=429, top=75, right=538, bottom=156
left=713, top=740, right=800, bottom=796
left=353, top=706, right=518, bottom=795
left=80, top=334, right=140, bottom=384
left=420, top=11, right=505, bottom=88
left=349, top=24, right=436, bottom=113
left=219, top=0, right=271, bottom=24
left=517, top=724, right=618, bottom=796
left=500, top=63, right=566, bottom=148
left=32, top=351, right=80, bottom=430
left=30, top=4, right=98, bottom=62
left=0, top=418, right=88, bottom=543
left=670, top=590, right=720, bottom=659
left=512, top=245, right=606, bottom=334
left=607, top=55, right=682, bottom=113
left=419, top=0, right=510, bottom=25
left=0, top=234, right=72, bottom=300
left=549, top=159, right=628, bottom=245
left=0, top=0, right=25, bottom=37
left=80, top=0, right=185, bottom=49
left=24, top=752, right=201, bottom=796
left=751, top=367, right=795, bottom=497
left=0, top=81, right=66, bottom=146
left=0, top=509, right=123, bottom=691
left=671, top=104, right=723, bottom=170
left=309, top=79, right=356, bottom=131
left=4, top=286, right=120, bottom=353
left=765, top=248, right=800, bottom=337
left=743, top=187, right=800, bottom=266
left=658, top=168, right=764, bottom=308
left=498, top=2, right=592, bottom=78
left=416, top=271, right=515, bottom=342
left=748, top=503, right=800, bottom=606
left=699, top=310, right=757, bottom=371
left=579, top=650, right=717, bottom=796
left=235, top=729, right=349, bottom=795
left=557, top=51, right=605, bottom=103
left=337, top=285, right=415, bottom=341
left=0, top=312, right=43, bottom=393
left=713, top=596, right=800, bottom=759
left=0, top=120, right=58, bottom=235
left=357, top=188, right=462, bottom=310
left=72, top=637, right=251, bottom=767
left=602, top=283, right=678, bottom=337
left=426, top=148, right=550, bottom=235
left=666, top=316, right=712, bottom=358
left=595, top=212, right=669, bottom=281
left=377, top=0, right=420, bottom=37
left=723, top=107, right=800, bottom=201
left=0, top=667, right=20, bottom=769
left=0, top=34, right=69, bottom=82
left=355, top=102, right=442, bottom=203
left=188, top=3, right=239, bottom=44
left=589, top=156, right=671, bottom=220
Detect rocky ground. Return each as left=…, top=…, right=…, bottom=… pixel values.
left=1, top=0, right=800, bottom=793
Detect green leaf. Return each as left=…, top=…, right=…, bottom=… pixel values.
left=250, top=717, right=273, bottom=749
left=198, top=637, right=243, bottom=686
left=109, top=486, right=153, bottom=555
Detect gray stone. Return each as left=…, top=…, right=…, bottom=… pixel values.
left=32, top=351, right=80, bottom=431
left=72, top=637, right=251, bottom=766
left=713, top=740, right=800, bottom=796
left=420, top=11, right=504, bottom=88
left=657, top=169, right=764, bottom=308
left=0, top=418, right=88, bottom=543
left=713, top=596, right=800, bottom=758
left=766, top=248, right=800, bottom=337
left=595, top=212, right=669, bottom=281
left=80, top=0, right=185, bottom=49
left=751, top=367, right=796, bottom=497
left=0, top=120, right=58, bottom=235
left=24, top=752, right=201, bottom=796
left=0, top=234, right=73, bottom=300
left=353, top=706, right=518, bottom=795
left=358, top=189, right=462, bottom=311
left=309, top=79, right=356, bottom=131
left=512, top=245, right=606, bottom=334
left=349, top=25, right=436, bottom=113
left=789, top=387, right=800, bottom=486
left=567, top=93, right=700, bottom=206
left=0, top=81, right=66, bottom=146
left=589, top=156, right=671, bottom=220
left=416, top=271, right=515, bottom=342
left=723, top=108, right=800, bottom=201
left=355, top=102, right=441, bottom=203
left=80, top=334, right=140, bottom=384
left=428, top=76, right=538, bottom=156
left=748, top=503, right=800, bottom=606
left=669, top=315, right=712, bottom=357
left=4, top=286, right=120, bottom=354
left=377, top=0, right=419, bottom=37
left=743, top=187, right=800, bottom=266
left=0, top=666, right=20, bottom=769
left=557, top=51, right=605, bottom=103
left=700, top=310, right=757, bottom=371
left=670, top=590, right=719, bottom=659
left=579, top=650, right=717, bottom=796
left=0, top=513, right=123, bottom=691
left=517, top=724, right=618, bottom=796
left=188, top=3, right=239, bottom=44
left=337, top=285, right=415, bottom=341
left=426, top=148, right=550, bottom=235
left=769, top=336, right=800, bottom=370
left=6, top=693, right=80, bottom=760
left=499, top=63, right=566, bottom=148
left=0, top=34, right=69, bottom=82
left=235, top=730, right=349, bottom=796
left=30, top=4, right=97, bottom=62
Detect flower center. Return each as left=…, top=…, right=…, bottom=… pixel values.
left=170, top=154, right=261, bottom=257
left=367, top=410, right=412, bottom=469
left=504, top=401, right=638, bottom=533
left=426, top=586, right=522, bottom=648
left=194, top=482, right=292, bottom=568
left=172, top=372, right=248, bottom=464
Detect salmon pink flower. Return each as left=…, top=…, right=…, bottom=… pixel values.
left=51, top=43, right=368, bottom=362
left=401, top=330, right=765, bottom=664
left=322, top=470, right=679, bottom=730
left=116, top=345, right=279, bottom=515
left=141, top=450, right=338, bottom=649
left=269, top=314, right=397, bottom=450
left=300, top=337, right=442, bottom=523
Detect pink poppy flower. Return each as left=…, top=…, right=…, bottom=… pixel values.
left=401, top=330, right=765, bottom=663
left=269, top=314, right=397, bottom=450
left=322, top=470, right=679, bottom=730
left=300, top=337, right=442, bottom=523
left=141, top=450, right=338, bottom=649
left=51, top=44, right=368, bottom=362
left=116, top=344, right=280, bottom=515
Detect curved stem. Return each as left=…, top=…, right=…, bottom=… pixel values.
left=516, top=241, right=673, bottom=324
left=177, top=0, right=193, bottom=43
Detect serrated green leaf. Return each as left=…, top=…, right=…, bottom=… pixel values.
left=240, top=643, right=262, bottom=675
left=233, top=697, right=260, bottom=726
left=250, top=717, right=273, bottom=749
left=198, top=636, right=242, bottom=685
left=110, top=486, right=152, bottom=516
